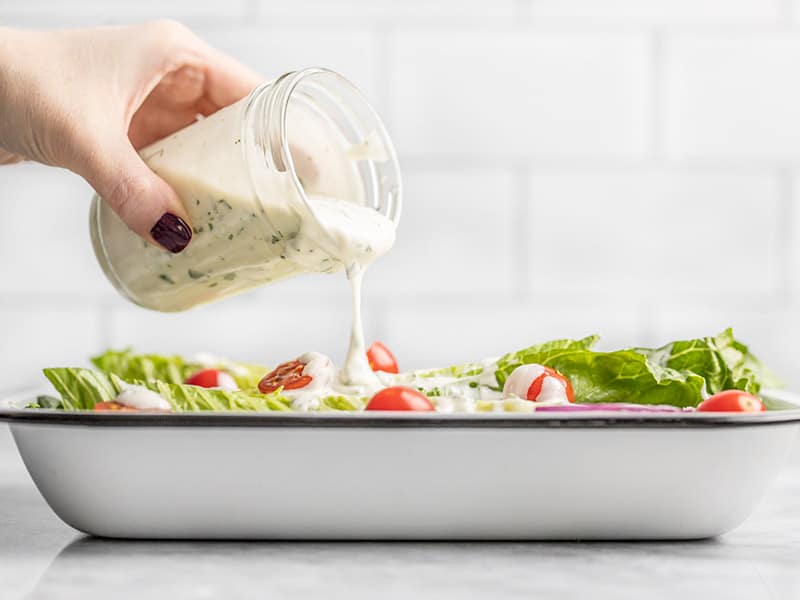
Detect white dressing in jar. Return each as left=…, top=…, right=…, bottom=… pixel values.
left=90, top=68, right=401, bottom=391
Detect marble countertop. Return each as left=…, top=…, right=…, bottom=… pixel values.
left=2, top=426, right=800, bottom=600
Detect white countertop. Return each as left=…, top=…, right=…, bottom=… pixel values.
left=2, top=425, right=800, bottom=600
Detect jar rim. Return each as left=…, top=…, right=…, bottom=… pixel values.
left=242, top=68, right=402, bottom=246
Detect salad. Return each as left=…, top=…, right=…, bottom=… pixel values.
left=32, top=329, right=784, bottom=414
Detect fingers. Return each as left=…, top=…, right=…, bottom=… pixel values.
left=70, top=21, right=259, bottom=255
left=0, top=149, right=24, bottom=165
left=78, top=137, right=192, bottom=253
left=135, top=20, right=263, bottom=110
left=198, top=45, right=264, bottom=109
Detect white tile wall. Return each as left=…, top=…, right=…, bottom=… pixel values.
left=0, top=1, right=250, bottom=26
left=0, top=163, right=112, bottom=296
left=390, top=30, right=650, bottom=159
left=384, top=301, right=644, bottom=372
left=201, top=26, right=383, bottom=110
left=527, top=0, right=783, bottom=21
left=368, top=170, right=517, bottom=296
left=107, top=298, right=374, bottom=368
left=2, top=1, right=800, bottom=399
left=0, top=305, right=103, bottom=388
left=666, top=35, right=800, bottom=161
left=253, top=0, right=516, bottom=21
left=527, top=170, right=782, bottom=298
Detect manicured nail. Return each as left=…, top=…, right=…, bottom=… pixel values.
left=150, top=213, right=192, bottom=253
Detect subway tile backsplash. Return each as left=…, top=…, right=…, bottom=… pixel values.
left=0, top=1, right=798, bottom=390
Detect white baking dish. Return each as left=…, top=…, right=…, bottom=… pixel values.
left=2, top=394, right=799, bottom=541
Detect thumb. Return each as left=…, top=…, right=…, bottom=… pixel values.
left=79, top=139, right=193, bottom=253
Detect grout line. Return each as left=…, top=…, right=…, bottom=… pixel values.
left=3, top=13, right=794, bottom=32
left=0, top=293, right=118, bottom=308
left=512, top=166, right=531, bottom=301
left=314, top=294, right=786, bottom=313
left=638, top=299, right=658, bottom=345
left=374, top=22, right=394, bottom=130
left=243, top=0, right=259, bottom=23
left=780, top=0, right=795, bottom=22
left=3, top=13, right=800, bottom=34
left=513, top=0, right=531, bottom=23
left=0, top=13, right=254, bottom=29
left=649, top=28, right=665, bottom=160
left=97, top=299, right=115, bottom=349
left=398, top=155, right=799, bottom=173
left=778, top=169, right=795, bottom=305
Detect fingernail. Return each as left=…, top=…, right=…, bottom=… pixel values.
left=150, top=213, right=192, bottom=253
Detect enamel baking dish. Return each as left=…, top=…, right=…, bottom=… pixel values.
left=2, top=391, right=799, bottom=541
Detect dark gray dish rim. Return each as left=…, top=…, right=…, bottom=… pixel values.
left=2, top=408, right=800, bottom=429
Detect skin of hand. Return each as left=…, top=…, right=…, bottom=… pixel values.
left=0, top=21, right=263, bottom=252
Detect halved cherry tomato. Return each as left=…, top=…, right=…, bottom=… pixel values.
left=365, top=386, right=435, bottom=411
left=185, top=368, right=237, bottom=390
left=366, top=341, right=399, bottom=374
left=258, top=360, right=313, bottom=394
left=697, top=390, right=765, bottom=413
left=527, top=367, right=575, bottom=403
left=94, top=401, right=138, bottom=412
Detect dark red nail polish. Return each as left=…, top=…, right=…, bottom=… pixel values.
left=150, top=213, right=192, bottom=253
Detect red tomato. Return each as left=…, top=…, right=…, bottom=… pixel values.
left=365, top=386, right=435, bottom=411
left=527, top=367, right=575, bottom=403
left=366, top=341, right=399, bottom=374
left=258, top=360, right=313, bottom=394
left=697, top=390, right=765, bottom=413
left=185, top=368, right=227, bottom=388
left=94, top=401, right=138, bottom=412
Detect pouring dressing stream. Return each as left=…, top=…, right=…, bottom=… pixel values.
left=89, top=69, right=401, bottom=399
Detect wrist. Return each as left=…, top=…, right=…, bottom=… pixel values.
left=0, top=28, right=35, bottom=162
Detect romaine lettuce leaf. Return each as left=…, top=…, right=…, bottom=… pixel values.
left=91, top=349, right=267, bottom=390
left=413, top=362, right=487, bottom=379
left=494, top=330, right=773, bottom=408
left=318, top=395, right=366, bottom=411
left=43, top=367, right=290, bottom=412
left=139, top=377, right=290, bottom=412
left=494, top=336, right=600, bottom=388
left=634, top=328, right=776, bottom=396
left=43, top=367, right=121, bottom=410
left=91, top=349, right=189, bottom=384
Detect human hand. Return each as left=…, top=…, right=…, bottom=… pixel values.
left=0, top=21, right=262, bottom=252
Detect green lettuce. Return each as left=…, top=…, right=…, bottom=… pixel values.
left=413, top=362, right=486, bottom=379
left=43, top=367, right=120, bottom=410
left=91, top=349, right=267, bottom=390
left=42, top=330, right=781, bottom=412
left=42, top=367, right=367, bottom=412
left=318, top=395, right=366, bottom=411
left=494, top=329, right=776, bottom=408
left=634, top=329, right=780, bottom=396
left=43, top=367, right=291, bottom=412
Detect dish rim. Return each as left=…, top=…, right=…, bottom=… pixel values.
left=3, top=387, right=800, bottom=429
left=3, top=407, right=800, bottom=429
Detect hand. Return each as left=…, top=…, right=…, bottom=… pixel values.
left=0, top=21, right=262, bottom=252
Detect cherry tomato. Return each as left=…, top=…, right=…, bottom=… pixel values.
left=365, top=386, right=435, bottom=411
left=527, top=367, right=575, bottom=403
left=258, top=360, right=313, bottom=394
left=94, top=401, right=138, bottom=412
left=185, top=368, right=238, bottom=390
left=697, top=390, right=765, bottom=413
left=366, top=341, right=399, bottom=374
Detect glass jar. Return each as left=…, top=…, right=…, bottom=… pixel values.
left=90, top=68, right=401, bottom=312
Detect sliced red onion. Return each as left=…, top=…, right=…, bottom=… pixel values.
left=535, top=403, right=690, bottom=413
